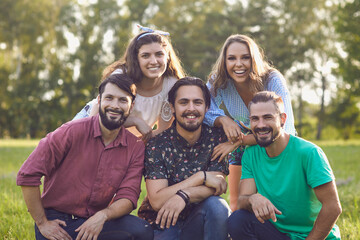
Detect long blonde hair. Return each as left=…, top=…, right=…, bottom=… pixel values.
left=102, top=32, right=185, bottom=83
left=209, top=34, right=276, bottom=96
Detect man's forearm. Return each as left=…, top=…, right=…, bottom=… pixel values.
left=21, top=186, right=48, bottom=226
left=183, top=185, right=215, bottom=203
left=306, top=203, right=342, bottom=240
left=100, top=198, right=133, bottom=221
left=242, top=134, right=257, bottom=146
left=237, top=195, right=254, bottom=212
left=148, top=171, right=205, bottom=210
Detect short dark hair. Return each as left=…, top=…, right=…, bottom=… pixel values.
left=248, top=91, right=284, bottom=114
left=168, top=77, right=211, bottom=108
left=98, top=73, right=136, bottom=101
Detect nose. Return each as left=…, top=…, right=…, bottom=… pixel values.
left=187, top=102, right=195, bottom=111
left=235, top=58, right=242, bottom=66
left=108, top=99, right=121, bottom=110
left=257, top=118, right=266, bottom=128
left=149, top=54, right=157, bottom=64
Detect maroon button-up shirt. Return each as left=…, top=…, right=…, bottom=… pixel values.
left=17, top=115, right=145, bottom=218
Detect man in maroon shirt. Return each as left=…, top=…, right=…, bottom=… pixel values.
left=17, top=74, right=153, bottom=240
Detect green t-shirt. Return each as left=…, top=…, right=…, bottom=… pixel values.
left=241, top=135, right=341, bottom=240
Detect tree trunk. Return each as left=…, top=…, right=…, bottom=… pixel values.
left=316, top=74, right=326, bottom=140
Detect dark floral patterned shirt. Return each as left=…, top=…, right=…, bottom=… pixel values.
left=138, top=122, right=229, bottom=226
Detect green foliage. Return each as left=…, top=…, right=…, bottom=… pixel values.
left=1, top=139, right=360, bottom=238
left=334, top=0, right=360, bottom=94
left=328, top=89, right=360, bottom=139
left=0, top=0, right=358, bottom=138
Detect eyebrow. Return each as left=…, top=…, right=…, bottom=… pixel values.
left=177, top=98, right=204, bottom=102
left=250, top=113, right=275, bottom=118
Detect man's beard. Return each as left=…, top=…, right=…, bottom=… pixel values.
left=99, top=106, right=128, bottom=130
left=253, top=126, right=281, bottom=147
left=176, top=110, right=202, bottom=132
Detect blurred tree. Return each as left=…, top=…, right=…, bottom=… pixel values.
left=334, top=0, right=360, bottom=94
left=0, top=0, right=73, bottom=137
left=328, top=88, right=360, bottom=139
left=328, top=0, right=360, bottom=139
left=147, top=0, right=233, bottom=79
left=0, top=0, right=352, bottom=139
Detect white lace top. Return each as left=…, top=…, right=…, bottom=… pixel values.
left=132, top=76, right=177, bottom=127
left=73, top=68, right=177, bottom=127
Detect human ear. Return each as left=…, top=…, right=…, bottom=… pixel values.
left=280, top=112, right=287, bottom=127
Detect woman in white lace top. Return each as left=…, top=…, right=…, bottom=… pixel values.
left=74, top=26, right=185, bottom=141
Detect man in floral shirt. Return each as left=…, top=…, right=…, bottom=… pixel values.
left=138, top=77, right=231, bottom=240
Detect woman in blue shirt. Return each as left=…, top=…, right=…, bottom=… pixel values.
left=206, top=34, right=296, bottom=211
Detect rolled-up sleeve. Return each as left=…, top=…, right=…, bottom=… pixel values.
left=267, top=72, right=296, bottom=136
left=204, top=81, right=226, bottom=126
left=114, top=141, right=145, bottom=209
left=16, top=124, right=72, bottom=186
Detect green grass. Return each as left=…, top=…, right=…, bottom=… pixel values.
left=1, top=139, right=359, bottom=239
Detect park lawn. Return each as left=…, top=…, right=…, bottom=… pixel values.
left=1, top=139, right=359, bottom=239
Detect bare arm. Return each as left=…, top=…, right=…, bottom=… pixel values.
left=306, top=181, right=342, bottom=240
left=124, top=115, right=153, bottom=142
left=152, top=116, right=174, bottom=136
left=146, top=171, right=205, bottom=211
left=21, top=186, right=72, bottom=240
left=211, top=134, right=257, bottom=162
left=89, top=101, right=99, bottom=116
left=237, top=178, right=282, bottom=223
left=75, top=198, right=133, bottom=240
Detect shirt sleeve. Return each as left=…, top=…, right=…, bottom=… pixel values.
left=305, top=147, right=335, bottom=188
left=16, top=123, right=73, bottom=186
left=114, top=140, right=145, bottom=209
left=240, top=148, right=254, bottom=180
left=143, top=138, right=169, bottom=180
left=266, top=71, right=296, bottom=135
left=204, top=81, right=226, bottom=126
left=73, top=98, right=97, bottom=120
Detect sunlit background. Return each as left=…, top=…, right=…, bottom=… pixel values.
left=0, top=0, right=359, bottom=140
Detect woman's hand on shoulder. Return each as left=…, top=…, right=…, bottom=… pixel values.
left=215, top=116, right=242, bottom=143
left=211, top=138, right=242, bottom=162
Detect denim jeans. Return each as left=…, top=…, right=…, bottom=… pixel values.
left=35, top=208, right=154, bottom=240
left=154, top=196, right=231, bottom=240
left=227, top=209, right=291, bottom=240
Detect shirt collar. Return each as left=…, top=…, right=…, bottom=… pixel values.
left=93, top=115, right=128, bottom=147
left=170, top=121, right=207, bottom=148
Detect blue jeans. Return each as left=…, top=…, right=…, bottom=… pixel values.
left=154, top=196, right=231, bottom=240
left=35, top=208, right=154, bottom=240
left=227, top=209, right=291, bottom=240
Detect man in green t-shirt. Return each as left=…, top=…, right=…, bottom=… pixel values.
left=228, top=91, right=342, bottom=240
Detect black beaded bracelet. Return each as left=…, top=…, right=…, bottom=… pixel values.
left=203, top=170, right=207, bottom=185
left=176, top=190, right=190, bottom=205
left=179, top=189, right=189, bottom=200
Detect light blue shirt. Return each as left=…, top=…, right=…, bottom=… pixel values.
left=204, top=71, right=296, bottom=135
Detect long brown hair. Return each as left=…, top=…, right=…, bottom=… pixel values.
left=102, top=32, right=185, bottom=83
left=209, top=34, right=276, bottom=96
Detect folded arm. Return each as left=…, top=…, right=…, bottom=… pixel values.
left=147, top=171, right=227, bottom=228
